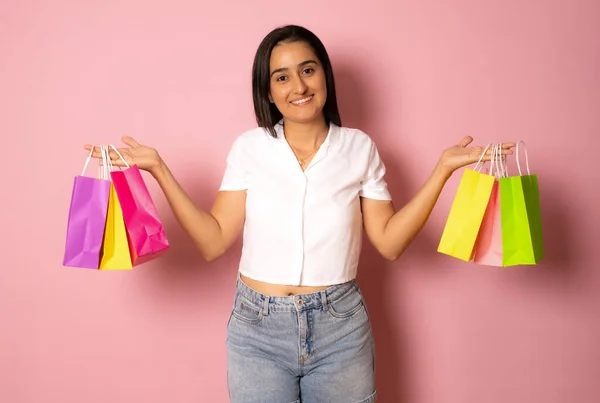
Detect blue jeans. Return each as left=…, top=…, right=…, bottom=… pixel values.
left=226, top=275, right=377, bottom=403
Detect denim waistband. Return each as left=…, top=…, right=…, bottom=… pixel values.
left=235, top=274, right=358, bottom=314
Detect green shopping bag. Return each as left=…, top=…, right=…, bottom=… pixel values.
left=499, top=141, right=544, bottom=266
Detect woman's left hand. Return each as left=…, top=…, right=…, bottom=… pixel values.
left=437, top=136, right=516, bottom=177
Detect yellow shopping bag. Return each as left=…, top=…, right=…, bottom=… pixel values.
left=98, top=147, right=133, bottom=270
left=438, top=145, right=496, bottom=261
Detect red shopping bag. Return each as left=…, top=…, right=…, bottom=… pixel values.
left=109, top=146, right=169, bottom=266
left=473, top=145, right=506, bottom=266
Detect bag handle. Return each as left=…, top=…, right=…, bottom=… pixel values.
left=493, top=143, right=509, bottom=178
left=473, top=143, right=492, bottom=172
left=81, top=146, right=96, bottom=176
left=515, top=140, right=531, bottom=176
left=80, top=144, right=129, bottom=178
left=483, top=143, right=509, bottom=179
left=493, top=144, right=501, bottom=177
left=501, top=143, right=509, bottom=178
left=99, top=145, right=104, bottom=179
left=104, top=144, right=117, bottom=175
left=487, top=144, right=497, bottom=176
left=99, top=145, right=110, bottom=180
left=109, top=144, right=130, bottom=169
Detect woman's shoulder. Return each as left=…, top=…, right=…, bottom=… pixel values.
left=335, top=125, right=377, bottom=148
left=226, top=126, right=274, bottom=153
left=235, top=126, right=271, bottom=141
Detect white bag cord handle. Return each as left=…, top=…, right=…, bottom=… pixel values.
left=516, top=140, right=531, bottom=176
left=484, top=143, right=509, bottom=179
left=487, top=144, right=497, bottom=176
left=500, top=143, right=508, bottom=178
left=100, top=145, right=110, bottom=180
left=109, top=144, right=130, bottom=168
left=500, top=143, right=509, bottom=178
left=105, top=144, right=116, bottom=174
left=494, top=143, right=508, bottom=178
left=97, top=146, right=101, bottom=179
left=105, top=145, right=113, bottom=178
left=99, top=146, right=103, bottom=179
left=98, top=145, right=104, bottom=179
left=493, top=144, right=500, bottom=177
left=473, top=143, right=492, bottom=172
left=80, top=144, right=127, bottom=178
left=81, top=146, right=96, bottom=176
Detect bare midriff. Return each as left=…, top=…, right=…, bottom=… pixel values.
left=240, top=274, right=331, bottom=296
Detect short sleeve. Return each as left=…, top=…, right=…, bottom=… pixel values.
left=359, top=139, right=392, bottom=200
left=219, top=137, right=249, bottom=191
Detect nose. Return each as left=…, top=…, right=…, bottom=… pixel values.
left=293, top=75, right=308, bottom=94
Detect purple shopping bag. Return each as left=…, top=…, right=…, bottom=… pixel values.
left=109, top=145, right=169, bottom=266
left=63, top=146, right=111, bottom=269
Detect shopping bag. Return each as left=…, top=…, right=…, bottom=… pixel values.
left=500, top=141, right=544, bottom=266
left=63, top=146, right=111, bottom=269
left=473, top=144, right=506, bottom=266
left=108, top=145, right=169, bottom=266
left=98, top=146, right=133, bottom=270
left=437, top=144, right=496, bottom=261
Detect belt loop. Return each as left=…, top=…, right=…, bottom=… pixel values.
left=262, top=295, right=270, bottom=316
left=320, top=290, right=328, bottom=311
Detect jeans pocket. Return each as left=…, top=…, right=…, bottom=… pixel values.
left=231, top=295, right=264, bottom=326
left=328, top=287, right=365, bottom=319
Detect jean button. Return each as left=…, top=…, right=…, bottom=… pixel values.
left=297, top=298, right=303, bottom=305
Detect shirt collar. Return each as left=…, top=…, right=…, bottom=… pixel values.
left=273, top=119, right=340, bottom=147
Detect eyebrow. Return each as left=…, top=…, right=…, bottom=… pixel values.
left=270, top=59, right=318, bottom=77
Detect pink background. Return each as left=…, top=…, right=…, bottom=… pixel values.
left=2, top=1, right=599, bottom=402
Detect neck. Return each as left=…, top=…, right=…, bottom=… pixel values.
left=282, top=116, right=329, bottom=149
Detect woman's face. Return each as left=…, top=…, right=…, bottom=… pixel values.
left=268, top=41, right=327, bottom=125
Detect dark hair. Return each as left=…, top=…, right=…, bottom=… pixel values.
left=252, top=25, right=342, bottom=138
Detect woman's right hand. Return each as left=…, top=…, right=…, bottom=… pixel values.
left=84, top=136, right=164, bottom=174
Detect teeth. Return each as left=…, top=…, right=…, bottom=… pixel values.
left=292, top=96, right=313, bottom=105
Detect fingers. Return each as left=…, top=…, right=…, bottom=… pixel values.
left=478, top=148, right=513, bottom=163
left=470, top=142, right=515, bottom=157
left=96, top=157, right=128, bottom=167
left=486, top=147, right=514, bottom=155
left=496, top=142, right=515, bottom=155
left=122, top=136, right=141, bottom=148
left=83, top=145, right=104, bottom=159
left=480, top=153, right=509, bottom=161
left=84, top=144, right=128, bottom=162
left=459, top=136, right=473, bottom=147
left=84, top=136, right=140, bottom=157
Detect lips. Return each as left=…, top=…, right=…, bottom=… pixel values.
left=290, top=95, right=313, bottom=105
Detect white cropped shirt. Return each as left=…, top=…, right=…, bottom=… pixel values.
left=219, top=121, right=392, bottom=286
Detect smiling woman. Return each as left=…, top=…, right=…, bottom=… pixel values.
left=251, top=25, right=341, bottom=138
left=86, top=24, right=515, bottom=403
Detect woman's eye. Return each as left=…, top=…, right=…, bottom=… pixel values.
left=276, top=75, right=288, bottom=82
left=303, top=68, right=314, bottom=74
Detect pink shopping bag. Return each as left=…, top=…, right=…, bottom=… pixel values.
left=473, top=144, right=506, bottom=266
left=108, top=146, right=169, bottom=266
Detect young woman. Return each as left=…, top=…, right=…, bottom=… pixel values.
left=88, top=25, right=514, bottom=403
